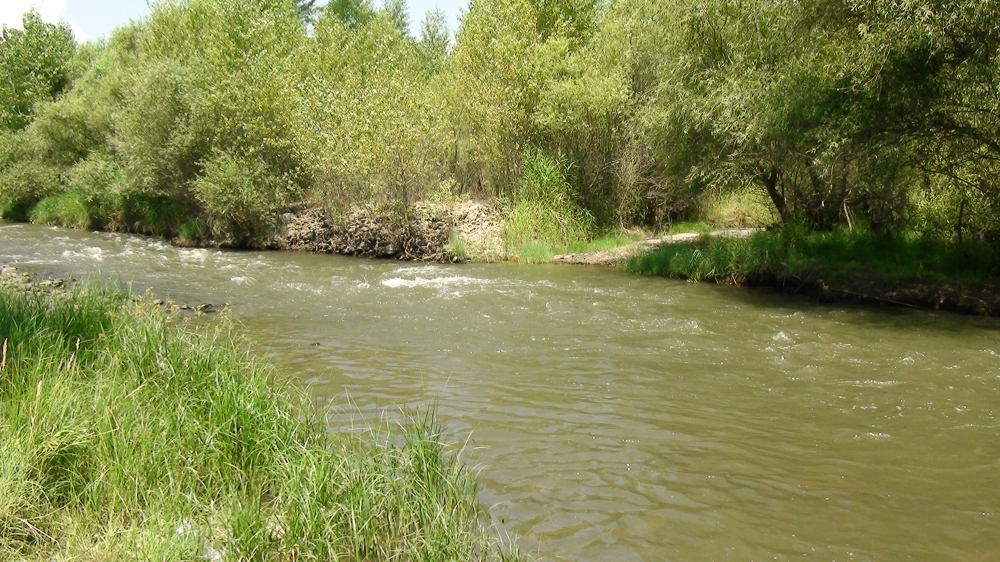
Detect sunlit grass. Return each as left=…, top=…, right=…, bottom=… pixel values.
left=509, top=231, right=647, bottom=263
left=0, top=284, right=519, bottom=561
left=627, top=225, right=999, bottom=284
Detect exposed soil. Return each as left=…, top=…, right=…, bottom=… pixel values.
left=270, top=201, right=500, bottom=262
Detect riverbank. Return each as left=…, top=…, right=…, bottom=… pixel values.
left=624, top=227, right=1000, bottom=316
left=7, top=208, right=999, bottom=316
left=0, top=271, right=518, bottom=561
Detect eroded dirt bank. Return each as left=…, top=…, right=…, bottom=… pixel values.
left=267, top=202, right=501, bottom=262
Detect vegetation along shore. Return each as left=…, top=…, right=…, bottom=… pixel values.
left=0, top=265, right=519, bottom=560
left=3, top=0, right=1000, bottom=314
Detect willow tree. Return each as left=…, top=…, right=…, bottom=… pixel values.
left=0, top=11, right=76, bottom=131
left=295, top=7, right=448, bottom=215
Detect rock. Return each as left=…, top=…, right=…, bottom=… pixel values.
left=270, top=202, right=477, bottom=262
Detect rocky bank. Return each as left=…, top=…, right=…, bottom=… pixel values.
left=270, top=201, right=502, bottom=262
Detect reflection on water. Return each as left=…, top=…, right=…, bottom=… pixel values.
left=3, top=223, right=1000, bottom=561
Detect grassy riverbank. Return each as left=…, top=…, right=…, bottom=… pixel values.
left=626, top=226, right=1000, bottom=311
left=0, top=280, right=516, bottom=560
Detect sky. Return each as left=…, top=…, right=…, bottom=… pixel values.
left=1, top=0, right=468, bottom=43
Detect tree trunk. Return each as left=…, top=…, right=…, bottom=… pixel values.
left=759, top=167, right=787, bottom=222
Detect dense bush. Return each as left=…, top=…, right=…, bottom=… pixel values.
left=193, top=151, right=299, bottom=244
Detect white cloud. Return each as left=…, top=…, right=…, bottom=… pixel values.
left=1, top=0, right=69, bottom=30
left=68, top=21, right=85, bottom=42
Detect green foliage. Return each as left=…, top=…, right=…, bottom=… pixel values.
left=63, top=153, right=126, bottom=229
left=113, top=58, right=203, bottom=199
left=193, top=151, right=299, bottom=244
left=501, top=151, right=594, bottom=256
left=383, top=0, right=411, bottom=35
left=628, top=233, right=785, bottom=284
left=295, top=0, right=320, bottom=24
left=298, top=10, right=446, bottom=211
left=2, top=0, right=1000, bottom=255
left=0, top=283, right=518, bottom=561
left=0, top=160, right=61, bottom=220
left=418, top=8, right=449, bottom=71
left=628, top=225, right=999, bottom=285
left=0, top=11, right=76, bottom=131
left=29, top=190, right=93, bottom=229
left=508, top=231, right=644, bottom=263
left=118, top=194, right=190, bottom=237
left=448, top=0, right=542, bottom=194
left=324, top=0, right=375, bottom=27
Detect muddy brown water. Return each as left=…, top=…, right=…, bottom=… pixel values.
left=3, top=223, right=999, bottom=561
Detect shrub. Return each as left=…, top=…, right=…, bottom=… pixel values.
left=0, top=160, right=61, bottom=220
left=29, top=190, right=92, bottom=229
left=119, top=194, right=191, bottom=237
left=64, top=153, right=125, bottom=229
left=192, top=152, right=299, bottom=245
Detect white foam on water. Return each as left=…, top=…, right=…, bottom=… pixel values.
left=392, top=265, right=445, bottom=275
left=381, top=275, right=492, bottom=290
left=855, top=432, right=892, bottom=440
left=179, top=249, right=208, bottom=262
left=284, top=282, right=325, bottom=295
left=61, top=247, right=103, bottom=261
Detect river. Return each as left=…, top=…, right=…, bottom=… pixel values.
left=2, top=222, right=999, bottom=561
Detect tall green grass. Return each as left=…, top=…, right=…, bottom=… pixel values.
left=0, top=284, right=518, bottom=561
left=501, top=152, right=595, bottom=260
left=627, top=225, right=999, bottom=284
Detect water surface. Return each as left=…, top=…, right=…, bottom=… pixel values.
left=3, top=223, right=999, bottom=561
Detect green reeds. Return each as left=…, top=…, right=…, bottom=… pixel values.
left=0, top=284, right=518, bottom=560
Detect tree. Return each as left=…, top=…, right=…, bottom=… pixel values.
left=418, top=8, right=449, bottom=71
left=295, top=0, right=320, bottom=24
left=325, top=0, right=375, bottom=28
left=0, top=11, right=75, bottom=131
left=383, top=0, right=411, bottom=37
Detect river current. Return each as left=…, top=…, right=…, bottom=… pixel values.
left=2, top=223, right=999, bottom=561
